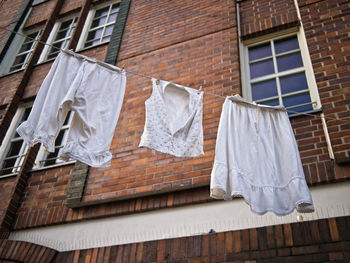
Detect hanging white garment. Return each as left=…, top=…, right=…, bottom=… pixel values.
left=16, top=50, right=126, bottom=167
left=139, top=78, right=204, bottom=157
left=210, top=95, right=314, bottom=216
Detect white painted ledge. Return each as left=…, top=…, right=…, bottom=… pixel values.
left=9, top=181, right=350, bottom=252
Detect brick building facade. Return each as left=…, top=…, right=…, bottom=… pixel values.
left=0, top=0, right=349, bottom=262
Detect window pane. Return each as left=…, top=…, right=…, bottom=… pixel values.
left=47, top=50, right=60, bottom=60
left=19, top=41, right=34, bottom=53
left=283, top=92, right=313, bottom=112
left=56, top=30, right=69, bottom=40
left=248, top=42, right=272, bottom=61
left=13, top=108, right=31, bottom=138
left=259, top=99, right=279, bottom=107
left=41, top=112, right=71, bottom=167
left=44, top=149, right=60, bottom=166
left=277, top=52, right=303, bottom=72
left=60, top=20, right=73, bottom=30
left=104, top=25, right=114, bottom=37
left=0, top=158, right=16, bottom=175
left=101, top=36, right=111, bottom=43
left=85, top=40, right=100, bottom=48
left=249, top=59, right=274, bottom=79
left=251, top=79, right=278, bottom=101
left=91, top=16, right=107, bottom=28
left=108, top=13, right=118, bottom=23
left=95, top=6, right=109, bottom=17
left=274, top=36, right=299, bottom=54
left=280, top=72, right=308, bottom=94
left=87, top=28, right=103, bottom=41
left=111, top=3, right=119, bottom=12
left=6, top=140, right=23, bottom=157
left=11, top=55, right=27, bottom=68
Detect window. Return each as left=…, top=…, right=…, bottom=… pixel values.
left=39, top=15, right=78, bottom=62
left=34, top=111, right=74, bottom=168
left=0, top=105, right=74, bottom=178
left=241, top=29, right=321, bottom=114
left=78, top=1, right=120, bottom=49
left=9, top=29, right=41, bottom=72
left=0, top=105, right=31, bottom=177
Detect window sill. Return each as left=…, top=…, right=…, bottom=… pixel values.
left=0, top=68, right=25, bottom=78
left=31, top=160, right=76, bottom=172
left=288, top=108, right=322, bottom=118
left=0, top=173, right=18, bottom=180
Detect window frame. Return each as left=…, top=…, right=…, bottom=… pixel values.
left=240, top=26, right=321, bottom=114
left=38, top=13, right=79, bottom=63
left=76, top=0, right=121, bottom=51
left=0, top=26, right=42, bottom=75
left=33, top=111, right=75, bottom=170
left=0, top=104, right=76, bottom=178
left=0, top=103, right=32, bottom=178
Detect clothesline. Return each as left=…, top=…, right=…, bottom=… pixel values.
left=1, top=26, right=350, bottom=124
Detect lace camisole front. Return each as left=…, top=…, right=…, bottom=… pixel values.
left=139, top=78, right=204, bottom=157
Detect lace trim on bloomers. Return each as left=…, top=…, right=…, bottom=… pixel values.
left=16, top=122, right=56, bottom=152
left=210, top=162, right=314, bottom=216
left=60, top=141, right=112, bottom=168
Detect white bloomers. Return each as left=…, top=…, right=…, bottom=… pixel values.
left=210, top=95, right=314, bottom=216
left=16, top=50, right=126, bottom=167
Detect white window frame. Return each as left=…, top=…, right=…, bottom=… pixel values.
left=0, top=103, right=32, bottom=178
left=38, top=13, right=79, bottom=63
left=0, top=26, right=42, bottom=75
left=240, top=26, right=321, bottom=112
left=76, top=0, right=121, bottom=51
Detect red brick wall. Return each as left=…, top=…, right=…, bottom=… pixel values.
left=0, top=72, right=24, bottom=106
left=299, top=0, right=350, bottom=161
left=23, top=0, right=56, bottom=29
left=0, top=177, right=17, bottom=232
left=0, top=0, right=24, bottom=40
left=0, top=239, right=57, bottom=262
left=23, top=0, right=85, bottom=29
left=118, top=0, right=236, bottom=60
left=2, top=216, right=350, bottom=262
left=14, top=165, right=71, bottom=229
left=239, top=0, right=299, bottom=39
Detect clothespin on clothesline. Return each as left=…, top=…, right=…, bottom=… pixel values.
left=156, top=79, right=161, bottom=85
left=121, top=64, right=125, bottom=71
left=198, top=86, right=203, bottom=94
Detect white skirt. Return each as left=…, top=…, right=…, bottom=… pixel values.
left=210, top=95, right=314, bottom=216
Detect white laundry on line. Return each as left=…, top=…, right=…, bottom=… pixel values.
left=16, top=50, right=126, bottom=167
left=139, top=78, right=204, bottom=157
left=210, top=95, right=314, bottom=216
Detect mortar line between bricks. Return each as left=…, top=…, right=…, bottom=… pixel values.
left=299, top=0, right=330, bottom=8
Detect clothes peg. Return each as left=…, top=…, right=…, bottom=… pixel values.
left=156, top=79, right=160, bottom=85
left=198, top=86, right=202, bottom=94
left=121, top=64, right=125, bottom=71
